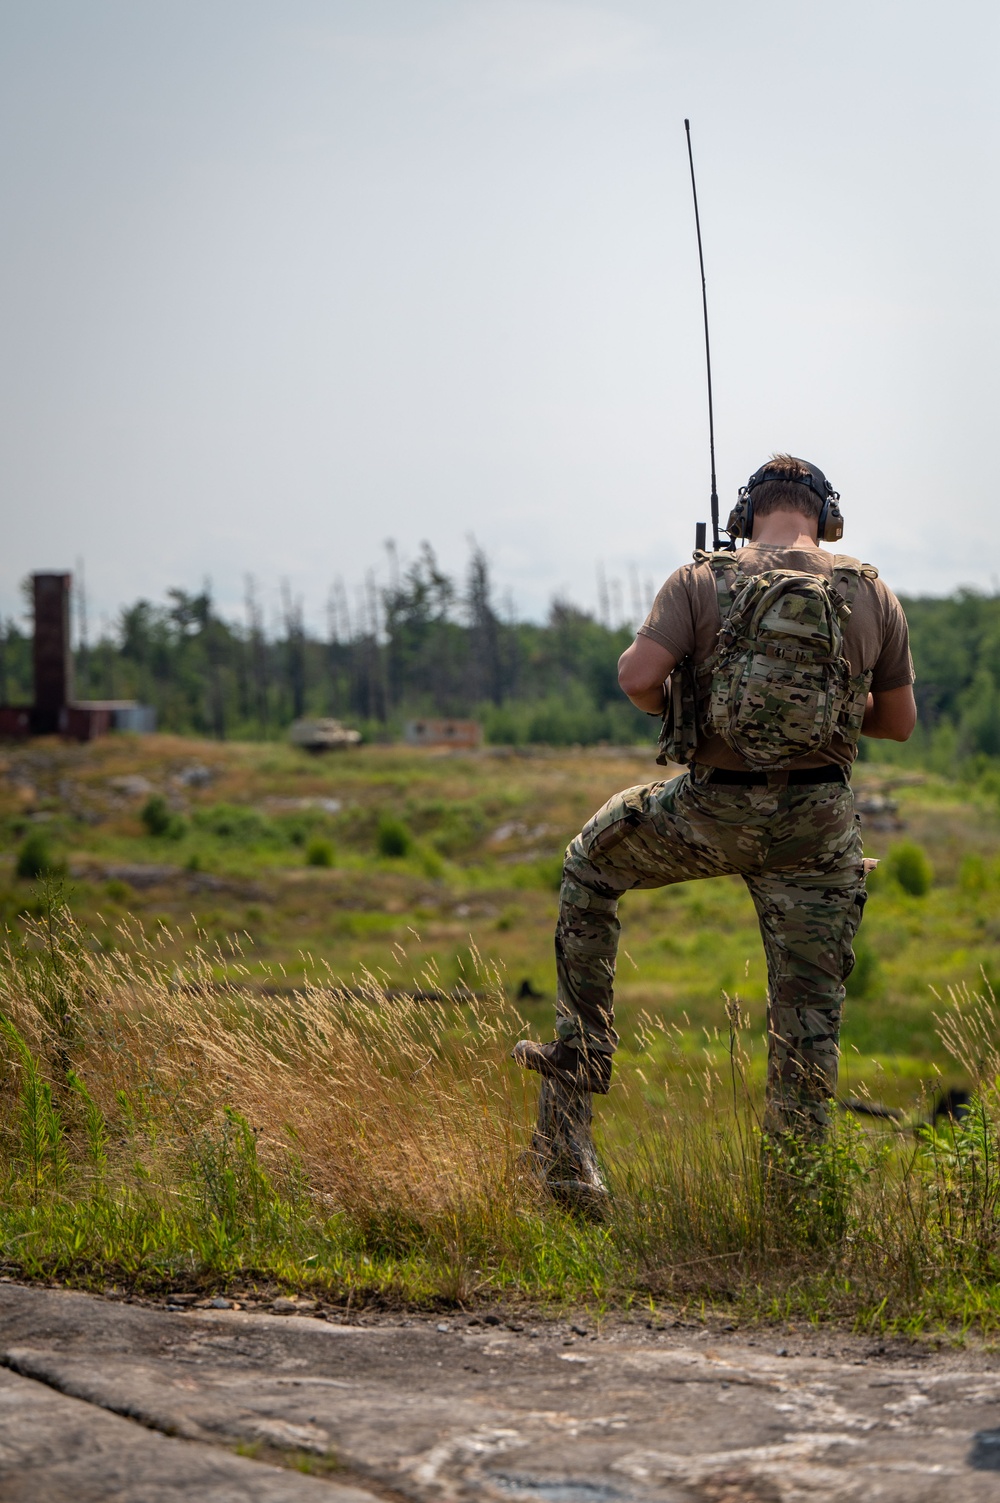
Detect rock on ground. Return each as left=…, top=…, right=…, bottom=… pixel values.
left=0, top=1283, right=999, bottom=1500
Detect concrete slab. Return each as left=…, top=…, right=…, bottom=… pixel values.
left=2, top=1283, right=1000, bottom=1500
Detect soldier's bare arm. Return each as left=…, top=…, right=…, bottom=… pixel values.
left=617, top=637, right=677, bottom=714
left=861, top=684, right=917, bottom=741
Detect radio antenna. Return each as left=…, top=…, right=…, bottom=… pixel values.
left=684, top=119, right=722, bottom=552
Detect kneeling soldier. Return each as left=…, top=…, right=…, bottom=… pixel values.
left=514, top=455, right=916, bottom=1198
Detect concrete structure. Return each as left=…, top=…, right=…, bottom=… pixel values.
left=404, top=717, right=483, bottom=750
left=0, top=572, right=154, bottom=742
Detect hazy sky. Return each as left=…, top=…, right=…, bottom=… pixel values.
left=1, top=0, right=997, bottom=634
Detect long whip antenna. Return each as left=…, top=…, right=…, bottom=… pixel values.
left=684, top=119, right=720, bottom=551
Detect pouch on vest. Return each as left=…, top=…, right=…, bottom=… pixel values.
left=656, top=657, right=699, bottom=767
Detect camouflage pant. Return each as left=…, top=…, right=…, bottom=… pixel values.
left=555, top=766, right=866, bottom=1138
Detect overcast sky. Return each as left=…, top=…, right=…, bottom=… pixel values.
left=1, top=0, right=997, bottom=635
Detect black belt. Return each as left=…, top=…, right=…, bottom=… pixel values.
left=703, top=765, right=847, bottom=787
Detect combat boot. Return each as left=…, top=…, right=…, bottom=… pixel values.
left=511, top=1038, right=612, bottom=1094
left=513, top=1041, right=610, bottom=1218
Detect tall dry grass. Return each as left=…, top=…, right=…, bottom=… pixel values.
left=2, top=890, right=1000, bottom=1328
left=0, top=896, right=535, bottom=1268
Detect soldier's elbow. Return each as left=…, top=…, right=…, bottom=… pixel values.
left=891, top=698, right=918, bottom=742
left=867, top=686, right=917, bottom=742
left=618, top=639, right=676, bottom=698
left=617, top=661, right=644, bottom=697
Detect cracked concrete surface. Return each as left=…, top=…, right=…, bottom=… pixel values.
left=1, top=1284, right=999, bottom=1500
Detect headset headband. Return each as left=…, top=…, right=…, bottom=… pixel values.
left=744, top=459, right=839, bottom=507
left=725, top=456, right=844, bottom=545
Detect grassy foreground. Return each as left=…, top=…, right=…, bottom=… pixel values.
left=1, top=890, right=1000, bottom=1335
left=2, top=734, right=1000, bottom=1330
left=3, top=732, right=1000, bottom=1105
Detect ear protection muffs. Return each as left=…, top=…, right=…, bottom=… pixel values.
left=726, top=458, right=843, bottom=544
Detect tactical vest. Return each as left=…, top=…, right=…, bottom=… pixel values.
left=657, top=550, right=877, bottom=770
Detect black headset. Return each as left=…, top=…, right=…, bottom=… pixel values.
left=725, top=458, right=844, bottom=545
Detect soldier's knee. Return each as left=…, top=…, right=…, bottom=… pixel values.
left=563, top=834, right=589, bottom=879
left=558, top=870, right=620, bottom=917
left=556, top=929, right=618, bottom=966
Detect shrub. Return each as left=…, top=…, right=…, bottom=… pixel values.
left=192, top=803, right=273, bottom=845
left=376, top=815, right=413, bottom=859
left=141, top=795, right=184, bottom=840
left=960, top=853, right=989, bottom=893
left=480, top=689, right=649, bottom=747
left=15, top=832, right=60, bottom=880
left=419, top=845, right=445, bottom=879
left=306, top=837, right=335, bottom=868
left=887, top=841, right=933, bottom=897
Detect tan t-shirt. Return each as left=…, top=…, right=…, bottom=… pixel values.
left=638, top=544, right=915, bottom=770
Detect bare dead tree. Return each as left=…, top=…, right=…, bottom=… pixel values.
left=628, top=564, right=643, bottom=632
left=203, top=580, right=226, bottom=740
left=75, top=556, right=90, bottom=694
left=245, top=575, right=269, bottom=732
left=281, top=580, right=307, bottom=721
left=596, top=564, right=611, bottom=631
left=609, top=578, right=624, bottom=631
left=364, top=570, right=387, bottom=721
left=467, top=544, right=502, bottom=706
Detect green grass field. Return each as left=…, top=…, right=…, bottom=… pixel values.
left=2, top=732, right=1000, bottom=1330
left=3, top=732, right=996, bottom=1099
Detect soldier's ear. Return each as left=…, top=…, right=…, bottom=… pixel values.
left=818, top=497, right=844, bottom=543
left=726, top=489, right=753, bottom=543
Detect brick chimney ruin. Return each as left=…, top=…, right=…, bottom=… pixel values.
left=0, top=571, right=153, bottom=741
left=31, top=573, right=73, bottom=733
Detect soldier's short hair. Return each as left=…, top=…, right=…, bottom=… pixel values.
left=751, top=454, right=823, bottom=520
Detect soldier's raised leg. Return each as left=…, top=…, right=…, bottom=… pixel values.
left=514, top=774, right=735, bottom=1203
left=512, top=813, right=630, bottom=1210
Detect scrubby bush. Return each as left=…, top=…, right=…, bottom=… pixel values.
left=192, top=803, right=273, bottom=845
left=15, top=831, right=61, bottom=880
left=886, top=841, right=933, bottom=897
left=418, top=845, right=445, bottom=879
left=419, top=799, right=489, bottom=856
left=376, top=815, right=413, bottom=859
left=481, top=691, right=647, bottom=747
left=960, top=853, right=989, bottom=893
left=141, top=795, right=185, bottom=840
left=306, top=837, right=335, bottom=868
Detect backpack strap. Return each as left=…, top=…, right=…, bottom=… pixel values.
left=701, top=550, right=741, bottom=620
left=831, top=555, right=878, bottom=613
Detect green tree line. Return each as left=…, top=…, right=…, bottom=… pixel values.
left=0, top=547, right=644, bottom=745
left=0, top=559, right=997, bottom=757
left=884, top=590, right=1000, bottom=772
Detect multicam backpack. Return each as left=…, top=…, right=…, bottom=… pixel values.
left=658, top=551, right=877, bottom=770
